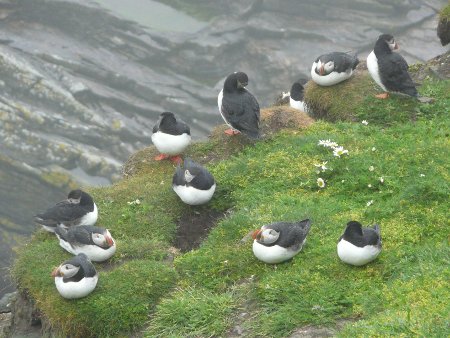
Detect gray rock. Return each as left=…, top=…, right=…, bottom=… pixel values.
left=0, top=292, right=17, bottom=313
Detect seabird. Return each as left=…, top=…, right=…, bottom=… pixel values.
left=151, top=111, right=191, bottom=163
left=54, top=225, right=116, bottom=262
left=311, top=52, right=359, bottom=86
left=217, top=72, right=260, bottom=139
left=337, top=221, right=382, bottom=266
left=367, top=34, right=417, bottom=99
left=172, top=158, right=216, bottom=205
left=51, top=253, right=98, bottom=299
left=289, top=79, right=308, bottom=111
left=251, top=219, right=312, bottom=264
left=34, top=189, right=98, bottom=232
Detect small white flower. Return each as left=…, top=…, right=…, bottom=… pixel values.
left=135, top=199, right=141, bottom=205
left=362, top=120, right=369, bottom=125
left=372, top=147, right=376, bottom=152
left=333, top=146, right=348, bottom=157
left=317, top=178, right=326, bottom=188
left=366, top=200, right=374, bottom=207
left=369, top=166, right=375, bottom=172
left=341, top=180, right=345, bottom=183
left=314, top=161, right=328, bottom=171
left=379, top=177, right=384, bottom=183
left=318, top=139, right=338, bottom=148
left=420, top=174, right=425, bottom=177
left=368, top=184, right=372, bottom=188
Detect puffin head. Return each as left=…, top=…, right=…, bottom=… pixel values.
left=252, top=228, right=280, bottom=244
left=379, top=34, right=398, bottom=51
left=317, top=60, right=335, bottom=76
left=235, top=71, right=249, bottom=89
left=51, top=262, right=80, bottom=278
left=92, top=229, right=115, bottom=248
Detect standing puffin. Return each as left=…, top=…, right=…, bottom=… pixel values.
left=151, top=112, right=191, bottom=163
left=217, top=72, right=260, bottom=139
left=311, top=52, right=359, bottom=86
left=54, top=225, right=116, bottom=262
left=251, top=219, right=312, bottom=264
left=172, top=158, right=216, bottom=205
left=34, top=189, right=98, bottom=233
left=337, top=221, right=382, bottom=266
left=367, top=34, right=417, bottom=99
left=289, top=79, right=308, bottom=112
left=51, top=253, right=98, bottom=299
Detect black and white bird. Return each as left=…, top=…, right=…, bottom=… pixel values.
left=289, top=79, right=308, bottom=111
left=151, top=111, right=191, bottom=163
left=172, top=158, right=216, bottom=205
left=54, top=225, right=116, bottom=262
left=337, top=221, right=382, bottom=266
left=311, top=52, right=359, bottom=86
left=217, top=72, right=260, bottom=139
left=367, top=34, right=417, bottom=99
left=51, top=253, right=98, bottom=299
left=34, top=189, right=98, bottom=233
left=251, top=219, right=312, bottom=264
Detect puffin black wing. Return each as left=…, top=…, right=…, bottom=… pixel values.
left=378, top=53, right=417, bottom=97
left=35, top=200, right=88, bottom=226
left=270, top=219, right=312, bottom=249
left=221, top=90, right=260, bottom=139
left=172, top=164, right=186, bottom=186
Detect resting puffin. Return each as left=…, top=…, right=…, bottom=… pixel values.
left=251, top=219, right=312, bottom=264
left=311, top=52, right=359, bottom=86
left=367, top=34, right=417, bottom=99
left=172, top=158, right=216, bottom=205
left=217, top=72, right=260, bottom=139
left=289, top=79, right=308, bottom=112
left=51, top=253, right=98, bottom=299
left=337, top=221, right=382, bottom=266
left=34, top=189, right=98, bottom=233
left=151, top=111, right=191, bottom=163
left=54, top=225, right=116, bottom=262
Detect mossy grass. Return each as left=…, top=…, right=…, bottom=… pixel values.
left=13, top=77, right=449, bottom=337
left=440, top=3, right=450, bottom=20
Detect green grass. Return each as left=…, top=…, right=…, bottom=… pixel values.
left=12, top=78, right=450, bottom=337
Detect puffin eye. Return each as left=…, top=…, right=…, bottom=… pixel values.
left=65, top=266, right=69, bottom=270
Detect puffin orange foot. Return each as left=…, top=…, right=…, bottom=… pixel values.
left=224, top=129, right=240, bottom=136
left=375, top=92, right=390, bottom=99
left=169, top=155, right=183, bottom=164
left=154, top=154, right=170, bottom=161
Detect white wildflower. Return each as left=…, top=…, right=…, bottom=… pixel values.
left=361, top=120, right=369, bottom=125
left=369, top=166, right=375, bottom=172
left=127, top=199, right=141, bottom=206
left=368, top=184, right=372, bottom=188
left=333, top=146, right=349, bottom=157
left=420, top=174, right=425, bottom=177
left=372, top=147, right=376, bottom=152
left=317, top=178, right=326, bottom=188
left=366, top=200, right=374, bottom=207
left=314, top=161, right=328, bottom=171
left=341, top=180, right=345, bottom=183
left=318, top=139, right=338, bottom=148
left=379, top=177, right=384, bottom=183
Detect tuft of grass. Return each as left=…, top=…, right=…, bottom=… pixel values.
left=440, top=3, right=450, bottom=20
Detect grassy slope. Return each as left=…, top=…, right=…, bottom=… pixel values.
left=13, top=74, right=449, bottom=337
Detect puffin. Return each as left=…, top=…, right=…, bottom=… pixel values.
left=34, top=189, right=98, bottom=232
left=367, top=34, right=417, bottom=99
left=172, top=158, right=216, bottom=205
left=51, top=253, right=98, bottom=299
left=311, top=52, right=359, bottom=86
left=289, top=79, right=308, bottom=111
left=337, top=221, right=382, bottom=266
left=217, top=72, right=260, bottom=139
left=151, top=111, right=191, bottom=163
left=251, top=219, right=312, bottom=264
left=54, top=225, right=116, bottom=262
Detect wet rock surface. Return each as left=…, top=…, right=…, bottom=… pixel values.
left=0, top=0, right=447, bottom=297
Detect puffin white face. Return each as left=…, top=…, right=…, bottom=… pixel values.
left=387, top=38, right=398, bottom=51
left=316, top=60, right=334, bottom=75
left=252, top=228, right=280, bottom=244
left=92, top=230, right=114, bottom=248
left=184, top=170, right=195, bottom=183
left=52, top=263, right=80, bottom=278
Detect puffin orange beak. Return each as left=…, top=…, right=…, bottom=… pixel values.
left=105, top=235, right=114, bottom=247
left=251, top=229, right=262, bottom=240
left=319, top=64, right=325, bottom=76
left=51, top=267, right=62, bottom=277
